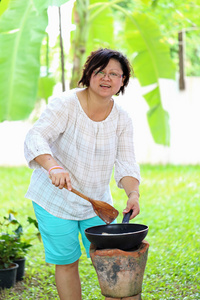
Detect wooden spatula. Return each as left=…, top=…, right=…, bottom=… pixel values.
left=65, top=186, right=119, bottom=224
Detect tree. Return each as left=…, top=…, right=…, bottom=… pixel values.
left=145, top=0, right=200, bottom=83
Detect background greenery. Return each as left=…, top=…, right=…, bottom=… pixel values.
left=0, top=0, right=200, bottom=146
left=0, top=165, right=199, bottom=299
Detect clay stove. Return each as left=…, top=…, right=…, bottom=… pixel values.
left=89, top=240, right=149, bottom=300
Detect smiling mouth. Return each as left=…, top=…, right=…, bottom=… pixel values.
left=100, top=84, right=111, bottom=88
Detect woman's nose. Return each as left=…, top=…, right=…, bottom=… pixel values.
left=102, top=73, right=110, bottom=80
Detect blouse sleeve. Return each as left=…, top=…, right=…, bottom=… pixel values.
left=114, top=116, right=141, bottom=188
left=24, top=95, right=68, bottom=169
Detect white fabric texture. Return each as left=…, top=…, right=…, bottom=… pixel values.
left=24, top=88, right=141, bottom=220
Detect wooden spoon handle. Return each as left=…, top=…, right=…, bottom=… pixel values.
left=64, top=185, right=119, bottom=224
left=70, top=187, right=92, bottom=204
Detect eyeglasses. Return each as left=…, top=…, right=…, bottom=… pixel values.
left=94, top=70, right=123, bottom=80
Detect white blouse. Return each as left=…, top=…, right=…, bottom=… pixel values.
left=24, top=88, right=141, bottom=220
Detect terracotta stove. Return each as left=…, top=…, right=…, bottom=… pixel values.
left=89, top=240, right=149, bottom=300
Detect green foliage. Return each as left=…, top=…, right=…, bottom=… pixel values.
left=124, top=12, right=175, bottom=83
left=0, top=0, right=176, bottom=146
left=0, top=0, right=48, bottom=122
left=145, top=89, right=170, bottom=145
left=0, top=0, right=199, bottom=148
left=0, top=0, right=70, bottom=122
left=123, top=11, right=175, bottom=145
left=0, top=0, right=10, bottom=16
left=144, top=0, right=200, bottom=76
left=0, top=234, right=16, bottom=269
left=87, top=0, right=115, bottom=52
left=0, top=213, right=32, bottom=269
left=27, top=216, right=41, bottom=241
left=37, top=76, right=56, bottom=103
left=33, top=0, right=70, bottom=12
left=69, top=0, right=90, bottom=88
left=0, top=165, right=199, bottom=299
left=148, top=0, right=200, bottom=29
left=185, top=31, right=200, bottom=76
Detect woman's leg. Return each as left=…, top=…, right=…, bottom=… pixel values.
left=55, top=260, right=81, bottom=300
left=32, top=203, right=82, bottom=299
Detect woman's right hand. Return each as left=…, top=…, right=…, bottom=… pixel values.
left=49, top=168, right=72, bottom=190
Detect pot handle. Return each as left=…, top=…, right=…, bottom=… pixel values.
left=122, top=209, right=133, bottom=224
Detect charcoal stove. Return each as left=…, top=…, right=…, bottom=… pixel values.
left=89, top=240, right=149, bottom=300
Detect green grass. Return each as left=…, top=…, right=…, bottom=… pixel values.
left=0, top=165, right=200, bottom=299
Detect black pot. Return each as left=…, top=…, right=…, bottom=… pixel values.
left=13, top=257, right=26, bottom=281
left=0, top=263, right=19, bottom=289
left=85, top=210, right=149, bottom=251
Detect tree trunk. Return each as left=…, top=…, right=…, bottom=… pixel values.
left=70, top=0, right=90, bottom=89
left=59, top=7, right=65, bottom=92
left=178, top=30, right=185, bottom=90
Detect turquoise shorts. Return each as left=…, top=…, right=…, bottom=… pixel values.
left=32, top=202, right=106, bottom=265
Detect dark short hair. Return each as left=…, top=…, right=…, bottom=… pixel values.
left=78, top=48, right=132, bottom=95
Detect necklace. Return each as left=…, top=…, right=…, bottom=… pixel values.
left=86, top=89, right=112, bottom=121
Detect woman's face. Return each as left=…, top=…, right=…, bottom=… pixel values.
left=89, top=59, right=125, bottom=98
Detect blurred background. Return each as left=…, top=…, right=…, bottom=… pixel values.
left=0, top=0, right=200, bottom=166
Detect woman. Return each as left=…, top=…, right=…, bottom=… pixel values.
left=24, top=48, right=141, bottom=300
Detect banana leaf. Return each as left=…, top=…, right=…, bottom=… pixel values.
left=124, top=12, right=175, bottom=145
left=33, top=0, right=70, bottom=12
left=0, top=0, right=10, bottom=17
left=37, top=76, right=56, bottom=102
left=87, top=0, right=115, bottom=54
left=0, top=0, right=70, bottom=122
left=0, top=0, right=48, bottom=121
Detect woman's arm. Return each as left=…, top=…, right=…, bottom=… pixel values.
left=34, top=154, right=58, bottom=171
left=120, top=176, right=140, bottom=220
left=34, top=154, right=72, bottom=190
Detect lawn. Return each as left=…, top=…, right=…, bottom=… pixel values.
left=0, top=165, right=199, bottom=299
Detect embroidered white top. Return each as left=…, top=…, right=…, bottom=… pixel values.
left=24, top=88, right=141, bottom=220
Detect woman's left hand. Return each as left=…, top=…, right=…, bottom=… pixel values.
left=123, top=194, right=140, bottom=219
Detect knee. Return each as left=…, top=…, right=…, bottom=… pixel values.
left=56, top=260, right=79, bottom=273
